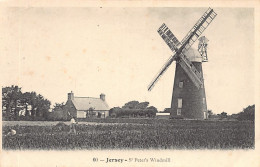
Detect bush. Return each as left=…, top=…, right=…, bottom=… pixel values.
left=53, top=122, right=69, bottom=131
left=237, top=105, right=255, bottom=121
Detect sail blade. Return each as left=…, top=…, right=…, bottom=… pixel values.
left=178, top=53, right=203, bottom=89
left=158, top=23, right=181, bottom=52
left=172, top=8, right=216, bottom=88
left=180, top=8, right=217, bottom=53
left=148, top=55, right=176, bottom=91
left=148, top=8, right=217, bottom=91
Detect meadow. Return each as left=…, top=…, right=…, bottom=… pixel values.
left=2, top=119, right=254, bottom=150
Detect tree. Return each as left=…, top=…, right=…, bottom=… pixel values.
left=20, top=92, right=33, bottom=117
left=136, top=102, right=149, bottom=110
left=108, top=100, right=158, bottom=118
left=207, top=110, right=213, bottom=118
left=122, top=101, right=139, bottom=109
left=237, top=104, right=255, bottom=121
left=162, top=108, right=171, bottom=113
left=109, top=107, right=122, bottom=117
left=53, top=102, right=65, bottom=111
left=35, top=94, right=51, bottom=119
left=111, top=101, right=158, bottom=118
left=217, top=112, right=228, bottom=119
left=2, top=86, right=51, bottom=121
left=145, top=106, right=158, bottom=117
left=2, top=85, right=22, bottom=120
left=221, top=112, right=227, bottom=118
left=29, top=92, right=38, bottom=117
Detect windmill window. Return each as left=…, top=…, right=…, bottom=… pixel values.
left=179, top=82, right=183, bottom=88
left=178, top=98, right=182, bottom=108
left=203, top=98, right=206, bottom=104
left=177, top=109, right=181, bottom=115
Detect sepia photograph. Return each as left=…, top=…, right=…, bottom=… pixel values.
left=0, top=2, right=259, bottom=167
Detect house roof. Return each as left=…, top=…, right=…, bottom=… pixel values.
left=71, top=97, right=109, bottom=111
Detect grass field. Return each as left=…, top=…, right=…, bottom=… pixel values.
left=2, top=119, right=254, bottom=150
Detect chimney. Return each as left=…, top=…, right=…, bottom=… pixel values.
left=68, top=91, right=74, bottom=100
left=100, top=93, right=105, bottom=101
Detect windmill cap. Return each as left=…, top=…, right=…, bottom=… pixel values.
left=183, top=47, right=203, bottom=62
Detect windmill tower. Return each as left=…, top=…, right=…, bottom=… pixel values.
left=148, top=8, right=217, bottom=119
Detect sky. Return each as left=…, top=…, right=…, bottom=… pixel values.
left=0, top=7, right=255, bottom=114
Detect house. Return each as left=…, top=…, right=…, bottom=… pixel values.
left=65, top=91, right=110, bottom=118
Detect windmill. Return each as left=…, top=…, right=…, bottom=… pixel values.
left=148, top=8, right=217, bottom=119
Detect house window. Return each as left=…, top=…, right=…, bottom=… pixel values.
left=179, top=81, right=183, bottom=88
left=177, top=109, right=181, bottom=115
left=202, top=98, right=206, bottom=104
left=178, top=98, right=182, bottom=108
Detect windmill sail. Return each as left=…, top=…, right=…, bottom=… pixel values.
left=180, top=8, right=217, bottom=53
left=157, top=23, right=181, bottom=52
left=148, top=23, right=181, bottom=91
left=148, top=54, right=176, bottom=91
left=148, top=24, right=181, bottom=91
left=177, top=53, right=203, bottom=88
left=147, top=50, right=202, bottom=91
left=148, top=8, right=217, bottom=91
left=174, top=8, right=216, bottom=88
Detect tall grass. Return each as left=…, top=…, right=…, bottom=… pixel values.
left=2, top=120, right=254, bottom=150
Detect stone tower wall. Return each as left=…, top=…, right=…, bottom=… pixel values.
left=170, top=62, right=207, bottom=119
